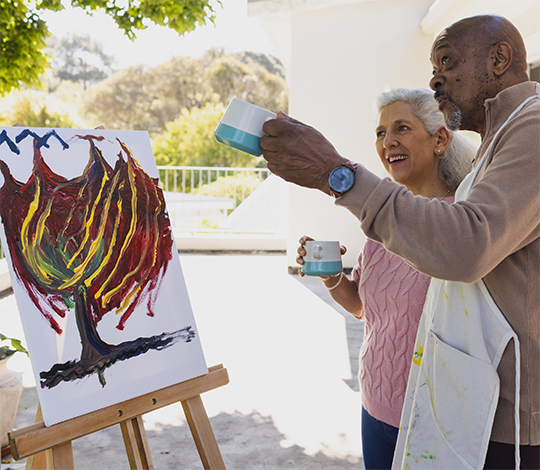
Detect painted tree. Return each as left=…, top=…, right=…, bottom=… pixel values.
left=0, top=129, right=194, bottom=388
left=0, top=0, right=219, bottom=95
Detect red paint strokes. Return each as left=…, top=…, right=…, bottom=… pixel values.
left=0, top=131, right=186, bottom=388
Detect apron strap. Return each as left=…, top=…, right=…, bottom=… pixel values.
left=512, top=332, right=521, bottom=470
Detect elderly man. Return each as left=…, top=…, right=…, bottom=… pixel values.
left=261, top=14, right=539, bottom=470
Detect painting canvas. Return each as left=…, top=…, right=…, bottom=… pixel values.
left=0, top=126, right=207, bottom=426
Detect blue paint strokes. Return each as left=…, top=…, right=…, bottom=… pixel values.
left=16, top=129, right=70, bottom=150
left=15, top=129, right=42, bottom=144
left=39, top=130, right=69, bottom=150
left=0, top=130, right=21, bottom=154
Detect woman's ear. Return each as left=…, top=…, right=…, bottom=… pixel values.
left=435, top=126, right=450, bottom=154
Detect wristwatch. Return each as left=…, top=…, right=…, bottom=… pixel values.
left=328, top=161, right=358, bottom=197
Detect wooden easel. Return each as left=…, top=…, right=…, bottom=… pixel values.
left=8, top=364, right=229, bottom=470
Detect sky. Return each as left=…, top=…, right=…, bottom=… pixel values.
left=40, top=0, right=275, bottom=69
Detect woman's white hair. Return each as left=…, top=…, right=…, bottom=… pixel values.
left=377, top=87, right=477, bottom=191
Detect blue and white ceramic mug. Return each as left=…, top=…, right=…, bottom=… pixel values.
left=302, top=241, right=343, bottom=277
left=214, top=97, right=276, bottom=156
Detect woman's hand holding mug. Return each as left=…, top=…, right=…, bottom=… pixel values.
left=296, top=236, right=346, bottom=278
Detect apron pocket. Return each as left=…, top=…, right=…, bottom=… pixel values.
left=424, top=331, right=500, bottom=468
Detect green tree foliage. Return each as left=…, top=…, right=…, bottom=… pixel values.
left=80, top=49, right=288, bottom=134
left=208, top=53, right=288, bottom=113
left=0, top=0, right=218, bottom=96
left=81, top=56, right=208, bottom=131
left=0, top=89, right=75, bottom=127
left=152, top=100, right=261, bottom=168
left=0, top=0, right=50, bottom=95
left=48, top=34, right=116, bottom=89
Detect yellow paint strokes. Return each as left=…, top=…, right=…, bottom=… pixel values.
left=116, top=284, right=142, bottom=315
left=443, top=290, right=452, bottom=309
left=34, top=195, right=54, bottom=250
left=66, top=171, right=109, bottom=269
left=128, top=183, right=160, bottom=303
left=150, top=187, right=161, bottom=267
left=85, top=199, right=122, bottom=289
left=19, top=179, right=55, bottom=285
left=425, top=343, right=452, bottom=442
left=32, top=180, right=80, bottom=284
left=60, top=172, right=120, bottom=290
left=412, top=338, right=423, bottom=367
left=20, top=181, right=41, bottom=253
left=60, top=183, right=89, bottom=246
left=96, top=162, right=138, bottom=304
left=103, top=172, right=152, bottom=312
left=459, top=284, right=469, bottom=318
left=426, top=379, right=452, bottom=442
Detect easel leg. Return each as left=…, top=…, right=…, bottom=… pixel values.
left=182, top=395, right=226, bottom=470
left=120, top=415, right=154, bottom=470
left=25, top=450, right=49, bottom=470
left=25, top=403, right=49, bottom=470
left=45, top=442, right=74, bottom=470
left=12, top=366, right=229, bottom=470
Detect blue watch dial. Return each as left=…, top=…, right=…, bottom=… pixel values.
left=329, top=165, right=355, bottom=194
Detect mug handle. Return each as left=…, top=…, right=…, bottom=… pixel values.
left=313, top=244, right=323, bottom=260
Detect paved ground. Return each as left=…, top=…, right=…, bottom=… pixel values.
left=1, top=252, right=365, bottom=470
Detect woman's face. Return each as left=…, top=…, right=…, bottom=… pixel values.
left=376, top=101, right=441, bottom=194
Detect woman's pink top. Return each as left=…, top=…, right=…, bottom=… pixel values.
left=352, top=196, right=454, bottom=427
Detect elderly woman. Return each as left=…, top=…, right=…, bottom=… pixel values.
left=296, top=88, right=477, bottom=470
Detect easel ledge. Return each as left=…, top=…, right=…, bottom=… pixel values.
left=8, top=364, right=229, bottom=466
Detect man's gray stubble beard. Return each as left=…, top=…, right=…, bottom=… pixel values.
left=446, top=106, right=463, bottom=131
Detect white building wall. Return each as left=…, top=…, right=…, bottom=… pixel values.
left=250, top=0, right=540, bottom=270
left=285, top=0, right=434, bottom=269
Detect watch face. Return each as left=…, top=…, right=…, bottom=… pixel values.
left=329, top=166, right=355, bottom=194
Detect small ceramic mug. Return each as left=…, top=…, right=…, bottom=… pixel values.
left=301, top=241, right=343, bottom=277
left=214, top=97, right=276, bottom=156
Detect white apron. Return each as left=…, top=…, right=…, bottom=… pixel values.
left=392, top=88, right=539, bottom=470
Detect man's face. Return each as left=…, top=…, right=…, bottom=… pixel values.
left=429, top=31, right=494, bottom=134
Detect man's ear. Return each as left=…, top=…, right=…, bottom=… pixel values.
left=491, top=41, right=513, bottom=77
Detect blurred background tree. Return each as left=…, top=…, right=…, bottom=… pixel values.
left=48, top=34, right=116, bottom=90
left=80, top=57, right=207, bottom=132
left=0, top=90, right=75, bottom=127
left=80, top=48, right=288, bottom=135
left=0, top=0, right=218, bottom=95
left=0, top=0, right=288, bottom=169
left=152, top=99, right=262, bottom=168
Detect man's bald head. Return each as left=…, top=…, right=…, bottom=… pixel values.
left=430, top=15, right=530, bottom=135
left=440, top=15, right=528, bottom=79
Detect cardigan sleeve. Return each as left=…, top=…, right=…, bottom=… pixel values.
left=337, top=100, right=540, bottom=283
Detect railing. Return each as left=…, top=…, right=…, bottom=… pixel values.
left=0, top=166, right=275, bottom=261
left=157, top=166, right=272, bottom=234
